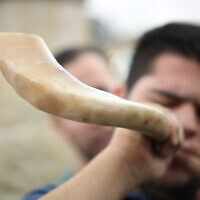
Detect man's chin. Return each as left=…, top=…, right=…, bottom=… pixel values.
left=160, top=163, right=192, bottom=188
left=141, top=169, right=197, bottom=200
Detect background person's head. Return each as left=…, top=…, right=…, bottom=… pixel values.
left=53, top=47, right=126, bottom=161
left=127, top=23, right=200, bottom=190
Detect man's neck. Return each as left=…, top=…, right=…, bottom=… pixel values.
left=140, top=181, right=199, bottom=200
left=75, top=151, right=93, bottom=171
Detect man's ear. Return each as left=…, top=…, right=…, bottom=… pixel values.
left=112, top=83, right=127, bottom=98
left=51, top=116, right=72, bottom=138
left=51, top=116, right=61, bottom=130
left=51, top=116, right=66, bottom=133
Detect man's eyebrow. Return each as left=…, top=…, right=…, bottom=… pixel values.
left=150, top=89, right=185, bottom=101
left=150, top=89, right=200, bottom=113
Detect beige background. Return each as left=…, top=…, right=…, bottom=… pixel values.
left=0, top=1, right=90, bottom=200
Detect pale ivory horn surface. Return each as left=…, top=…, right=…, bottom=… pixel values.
left=0, top=33, right=182, bottom=141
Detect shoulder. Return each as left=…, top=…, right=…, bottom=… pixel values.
left=23, top=172, right=74, bottom=200
left=23, top=185, right=150, bottom=200
left=124, top=191, right=151, bottom=200
left=23, top=184, right=58, bottom=200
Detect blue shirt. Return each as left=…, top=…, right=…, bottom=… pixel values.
left=24, top=184, right=150, bottom=200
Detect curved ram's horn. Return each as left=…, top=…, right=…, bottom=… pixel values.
left=0, top=33, right=182, bottom=141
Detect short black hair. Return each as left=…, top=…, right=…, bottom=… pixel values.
left=55, top=46, right=108, bottom=66
left=127, top=23, right=200, bottom=90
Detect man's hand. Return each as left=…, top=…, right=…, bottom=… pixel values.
left=40, top=127, right=182, bottom=200
left=108, top=126, right=182, bottom=190
left=40, top=106, right=183, bottom=200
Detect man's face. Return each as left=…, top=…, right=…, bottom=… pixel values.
left=129, top=53, right=200, bottom=187
left=54, top=52, right=125, bottom=160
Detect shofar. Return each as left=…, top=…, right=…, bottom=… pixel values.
left=0, top=33, right=182, bottom=142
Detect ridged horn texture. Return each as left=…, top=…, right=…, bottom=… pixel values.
left=0, top=33, right=181, bottom=141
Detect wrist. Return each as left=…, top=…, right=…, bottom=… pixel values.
left=105, top=146, right=144, bottom=194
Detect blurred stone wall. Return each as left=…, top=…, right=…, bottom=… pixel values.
left=0, top=0, right=91, bottom=200
left=0, top=0, right=92, bottom=51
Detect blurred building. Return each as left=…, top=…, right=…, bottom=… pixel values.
left=86, top=0, right=200, bottom=81
left=0, top=1, right=90, bottom=200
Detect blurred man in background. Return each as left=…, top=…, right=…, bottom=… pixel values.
left=24, top=46, right=126, bottom=199
left=54, top=47, right=126, bottom=163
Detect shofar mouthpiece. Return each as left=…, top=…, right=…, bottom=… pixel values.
left=0, top=33, right=183, bottom=142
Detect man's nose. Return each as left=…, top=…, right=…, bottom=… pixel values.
left=174, top=102, right=198, bottom=139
